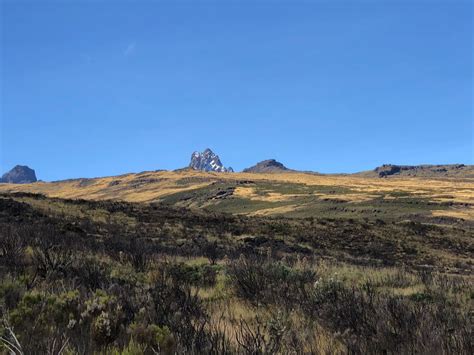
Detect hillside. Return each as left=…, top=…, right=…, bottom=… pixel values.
left=243, top=159, right=291, bottom=173
left=0, top=192, right=472, bottom=353
left=2, top=192, right=472, bottom=274
left=0, top=169, right=472, bottom=221
left=1, top=168, right=473, bottom=353
left=356, top=164, right=474, bottom=179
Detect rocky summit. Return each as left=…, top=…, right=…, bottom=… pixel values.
left=189, top=148, right=233, bottom=173
left=373, top=164, right=473, bottom=178
left=0, top=165, right=37, bottom=184
left=243, top=159, right=290, bottom=173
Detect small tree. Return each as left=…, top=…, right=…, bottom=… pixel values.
left=202, top=240, right=221, bottom=265
left=0, top=225, right=25, bottom=270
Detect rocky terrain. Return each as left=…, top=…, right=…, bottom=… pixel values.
left=0, top=165, right=37, bottom=184
left=357, top=164, right=474, bottom=178
left=243, top=159, right=291, bottom=173
left=189, top=148, right=233, bottom=172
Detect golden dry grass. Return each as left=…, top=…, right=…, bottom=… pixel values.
left=1, top=170, right=473, bottom=219
left=249, top=204, right=300, bottom=216
left=431, top=207, right=474, bottom=220
left=233, top=186, right=297, bottom=202
left=313, top=192, right=380, bottom=202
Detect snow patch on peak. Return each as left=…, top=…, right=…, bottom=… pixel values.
left=188, top=149, right=233, bottom=173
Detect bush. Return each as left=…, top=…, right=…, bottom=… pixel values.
left=126, top=238, right=151, bottom=272
left=68, top=256, right=110, bottom=290
left=302, top=276, right=472, bottom=354
left=0, top=279, right=24, bottom=311
left=226, top=255, right=316, bottom=306
left=165, top=262, right=218, bottom=288
left=81, top=290, right=127, bottom=348
left=32, top=231, right=76, bottom=279
left=8, top=291, right=80, bottom=354
left=150, top=269, right=209, bottom=352
left=0, top=225, right=26, bottom=271
left=128, top=323, right=175, bottom=354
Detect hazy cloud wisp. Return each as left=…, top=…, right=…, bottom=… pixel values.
left=124, top=42, right=136, bottom=56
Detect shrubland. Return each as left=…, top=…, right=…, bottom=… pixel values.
left=0, top=193, right=472, bottom=354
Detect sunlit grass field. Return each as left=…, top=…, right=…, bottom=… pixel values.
left=0, top=170, right=473, bottom=220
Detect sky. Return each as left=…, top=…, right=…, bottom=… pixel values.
left=1, top=0, right=472, bottom=181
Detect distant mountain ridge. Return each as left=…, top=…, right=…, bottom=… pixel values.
left=1, top=163, right=472, bottom=221
left=189, top=148, right=233, bottom=173
left=0, top=165, right=37, bottom=184
left=356, top=164, right=474, bottom=178
left=243, top=159, right=291, bottom=173
left=3, top=154, right=472, bottom=184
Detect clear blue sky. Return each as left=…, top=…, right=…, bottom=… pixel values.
left=1, top=1, right=472, bottom=181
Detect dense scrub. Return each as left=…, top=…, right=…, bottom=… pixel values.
left=0, top=194, right=472, bottom=354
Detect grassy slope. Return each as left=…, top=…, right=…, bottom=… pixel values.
left=2, top=193, right=473, bottom=273
left=0, top=188, right=472, bottom=353
left=0, top=170, right=472, bottom=220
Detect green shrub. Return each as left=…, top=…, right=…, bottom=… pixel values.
left=8, top=290, right=80, bottom=353
left=165, top=263, right=218, bottom=288
left=226, top=256, right=316, bottom=305
left=409, top=292, right=434, bottom=303
left=0, top=279, right=24, bottom=310
left=128, top=322, right=175, bottom=353
left=81, top=290, right=127, bottom=348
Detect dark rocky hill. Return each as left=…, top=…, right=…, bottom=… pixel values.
left=0, top=165, right=37, bottom=184
left=357, top=164, right=474, bottom=178
left=243, top=159, right=291, bottom=173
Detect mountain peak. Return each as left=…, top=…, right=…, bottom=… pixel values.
left=189, top=149, right=233, bottom=173
left=243, top=159, right=290, bottom=173
left=0, top=165, right=38, bottom=184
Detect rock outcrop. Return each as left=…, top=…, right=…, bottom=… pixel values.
left=189, top=149, right=233, bottom=173
left=243, top=159, right=290, bottom=173
left=373, top=164, right=472, bottom=178
left=0, top=165, right=37, bottom=184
